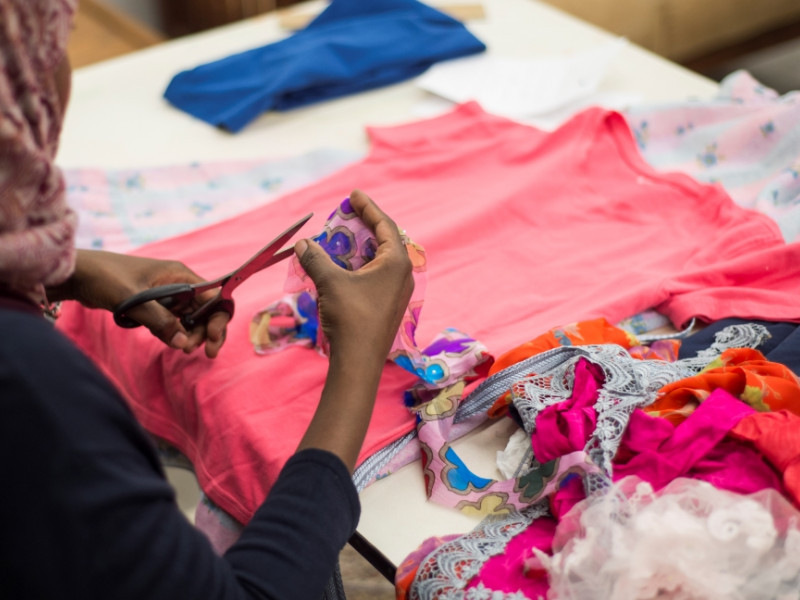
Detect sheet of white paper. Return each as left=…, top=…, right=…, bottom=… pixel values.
left=522, top=91, right=642, bottom=130
left=412, top=90, right=642, bottom=131
left=416, top=38, right=628, bottom=119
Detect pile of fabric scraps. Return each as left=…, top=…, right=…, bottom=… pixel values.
left=398, top=319, right=800, bottom=599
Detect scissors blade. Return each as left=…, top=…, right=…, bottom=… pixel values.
left=218, top=212, right=313, bottom=298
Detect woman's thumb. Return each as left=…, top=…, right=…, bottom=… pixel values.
left=296, top=239, right=334, bottom=285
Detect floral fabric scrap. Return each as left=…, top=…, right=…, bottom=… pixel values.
left=250, top=197, right=493, bottom=397
left=627, top=70, right=800, bottom=242
left=410, top=379, right=600, bottom=518
left=645, top=347, right=800, bottom=425
left=485, top=317, right=680, bottom=418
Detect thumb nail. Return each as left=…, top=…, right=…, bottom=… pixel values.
left=170, top=331, right=189, bottom=349
left=295, top=239, right=309, bottom=257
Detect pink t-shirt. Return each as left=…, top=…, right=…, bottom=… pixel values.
left=59, top=103, right=800, bottom=523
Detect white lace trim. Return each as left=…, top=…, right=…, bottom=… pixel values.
left=540, top=478, right=800, bottom=600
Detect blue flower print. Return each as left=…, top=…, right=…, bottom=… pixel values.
left=394, top=353, right=447, bottom=385
left=361, top=237, right=377, bottom=264
left=697, top=143, right=724, bottom=168
left=314, top=227, right=355, bottom=269
left=443, top=447, right=492, bottom=492
left=125, top=173, right=144, bottom=190
left=260, top=177, right=282, bottom=191
left=190, top=201, right=213, bottom=217
left=295, top=292, right=318, bottom=344
left=634, top=121, right=649, bottom=150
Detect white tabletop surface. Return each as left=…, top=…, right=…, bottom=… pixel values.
left=59, top=0, right=717, bottom=169
left=59, top=0, right=719, bottom=573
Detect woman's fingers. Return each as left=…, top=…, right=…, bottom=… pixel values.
left=348, top=190, right=404, bottom=254
left=296, top=237, right=338, bottom=286
left=296, top=191, right=413, bottom=361
left=202, top=311, right=229, bottom=358
left=126, top=299, right=191, bottom=350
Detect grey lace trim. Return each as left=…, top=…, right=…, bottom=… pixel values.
left=693, top=323, right=771, bottom=360
left=511, top=323, right=770, bottom=477
left=409, top=502, right=549, bottom=600
left=464, top=584, right=534, bottom=600
left=351, top=346, right=578, bottom=489
left=353, top=431, right=416, bottom=492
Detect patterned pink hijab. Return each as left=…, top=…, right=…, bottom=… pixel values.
left=0, top=0, right=78, bottom=303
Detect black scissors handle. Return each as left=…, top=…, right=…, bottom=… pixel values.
left=112, top=213, right=312, bottom=330
left=113, top=283, right=198, bottom=328
left=179, top=296, right=234, bottom=329
left=113, top=283, right=235, bottom=330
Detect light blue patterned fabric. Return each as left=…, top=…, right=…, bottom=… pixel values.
left=626, top=70, right=800, bottom=242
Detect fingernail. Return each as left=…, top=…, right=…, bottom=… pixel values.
left=295, top=239, right=309, bottom=257
left=170, top=331, right=189, bottom=349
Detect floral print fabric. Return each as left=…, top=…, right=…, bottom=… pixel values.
left=64, top=149, right=360, bottom=253
left=412, top=380, right=599, bottom=517
left=486, top=318, right=680, bottom=418
left=645, top=347, right=800, bottom=424
left=627, top=70, right=800, bottom=242
left=250, top=197, right=493, bottom=398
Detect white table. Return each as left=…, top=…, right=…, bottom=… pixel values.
left=60, top=0, right=717, bottom=169
left=60, top=0, right=718, bottom=581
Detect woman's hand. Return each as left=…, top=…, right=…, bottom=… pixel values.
left=296, top=190, right=414, bottom=368
left=47, top=250, right=230, bottom=358
left=294, top=190, right=414, bottom=471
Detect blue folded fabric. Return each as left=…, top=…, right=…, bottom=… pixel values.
left=163, top=0, right=486, bottom=132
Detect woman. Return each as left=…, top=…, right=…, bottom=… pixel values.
left=0, top=1, right=413, bottom=598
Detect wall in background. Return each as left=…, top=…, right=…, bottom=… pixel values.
left=101, top=0, right=291, bottom=38
left=104, top=0, right=164, bottom=32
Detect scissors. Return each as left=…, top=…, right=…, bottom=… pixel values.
left=113, top=213, right=313, bottom=329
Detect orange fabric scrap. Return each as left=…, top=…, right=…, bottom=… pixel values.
left=646, top=348, right=800, bottom=425
left=486, top=318, right=679, bottom=417
left=731, top=410, right=800, bottom=508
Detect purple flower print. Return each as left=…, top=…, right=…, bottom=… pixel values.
left=314, top=228, right=355, bottom=269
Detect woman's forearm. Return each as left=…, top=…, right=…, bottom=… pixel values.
left=296, top=344, right=387, bottom=473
